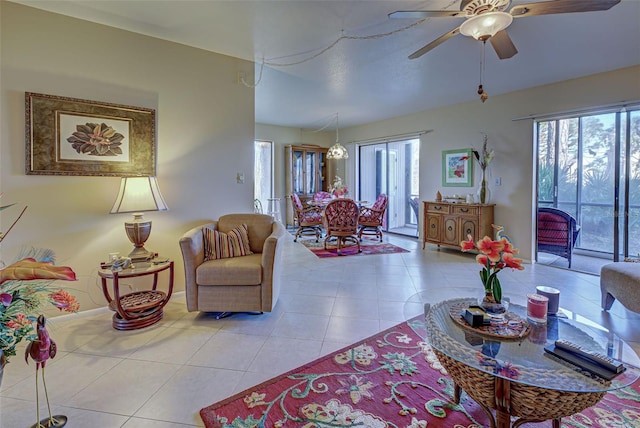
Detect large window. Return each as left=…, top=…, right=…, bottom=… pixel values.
left=358, top=138, right=420, bottom=237
left=254, top=140, right=273, bottom=214
left=536, top=105, right=640, bottom=260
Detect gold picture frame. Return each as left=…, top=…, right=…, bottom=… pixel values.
left=26, top=92, right=156, bottom=176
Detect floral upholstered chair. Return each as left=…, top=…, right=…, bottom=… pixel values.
left=358, top=194, right=388, bottom=241
left=313, top=191, right=332, bottom=202
left=291, top=193, right=323, bottom=242
left=323, top=198, right=361, bottom=256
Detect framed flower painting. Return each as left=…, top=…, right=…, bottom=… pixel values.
left=442, top=148, right=473, bottom=187
left=25, top=92, right=156, bottom=176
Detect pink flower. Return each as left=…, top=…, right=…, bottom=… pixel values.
left=460, top=235, right=475, bottom=251
left=0, top=293, right=12, bottom=306
left=503, top=252, right=524, bottom=270
left=6, top=313, right=30, bottom=329
left=50, top=289, right=80, bottom=312
left=477, top=236, right=505, bottom=262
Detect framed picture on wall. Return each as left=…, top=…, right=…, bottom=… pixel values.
left=25, top=92, right=156, bottom=176
left=442, top=148, right=473, bottom=187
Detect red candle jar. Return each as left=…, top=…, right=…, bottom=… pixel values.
left=527, top=293, right=549, bottom=324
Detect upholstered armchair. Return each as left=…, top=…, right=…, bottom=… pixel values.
left=323, top=198, right=361, bottom=255
left=601, top=261, right=640, bottom=313
left=358, top=194, right=388, bottom=241
left=178, top=213, right=286, bottom=318
left=537, top=207, right=581, bottom=268
left=291, top=193, right=323, bottom=242
left=313, top=191, right=332, bottom=201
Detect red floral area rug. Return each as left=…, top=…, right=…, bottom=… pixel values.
left=298, top=237, right=409, bottom=258
left=200, top=319, right=640, bottom=428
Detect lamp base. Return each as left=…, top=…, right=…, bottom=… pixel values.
left=127, top=246, right=153, bottom=262
left=125, top=214, right=153, bottom=262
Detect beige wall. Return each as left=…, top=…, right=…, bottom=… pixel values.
left=1, top=3, right=255, bottom=312
left=339, top=65, right=640, bottom=260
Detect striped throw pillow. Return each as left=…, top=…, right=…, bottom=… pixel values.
left=203, top=224, right=253, bottom=260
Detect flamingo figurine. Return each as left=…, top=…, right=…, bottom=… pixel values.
left=25, top=315, right=67, bottom=428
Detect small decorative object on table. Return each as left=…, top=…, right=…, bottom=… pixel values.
left=329, top=175, right=348, bottom=198
left=449, top=301, right=529, bottom=339
left=472, top=134, right=494, bottom=204
left=460, top=224, right=524, bottom=315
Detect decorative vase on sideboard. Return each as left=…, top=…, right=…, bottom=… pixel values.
left=477, top=169, right=491, bottom=204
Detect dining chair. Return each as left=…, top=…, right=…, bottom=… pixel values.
left=358, top=194, right=388, bottom=241
left=323, top=198, right=361, bottom=255
left=291, top=193, right=323, bottom=242
left=313, top=191, right=332, bottom=201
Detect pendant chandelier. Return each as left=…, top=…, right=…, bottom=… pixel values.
left=326, top=113, right=348, bottom=159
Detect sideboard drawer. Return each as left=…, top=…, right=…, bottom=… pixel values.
left=452, top=205, right=478, bottom=215
left=426, top=203, right=450, bottom=213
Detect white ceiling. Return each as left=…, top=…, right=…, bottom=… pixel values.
left=13, top=0, right=640, bottom=129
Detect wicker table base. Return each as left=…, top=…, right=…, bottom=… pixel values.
left=433, top=349, right=606, bottom=428
left=108, top=290, right=167, bottom=330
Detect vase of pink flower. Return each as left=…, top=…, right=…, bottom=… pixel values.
left=460, top=227, right=524, bottom=314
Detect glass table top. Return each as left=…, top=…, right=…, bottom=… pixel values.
left=407, top=294, right=640, bottom=393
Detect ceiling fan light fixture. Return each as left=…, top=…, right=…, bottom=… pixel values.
left=460, top=11, right=513, bottom=40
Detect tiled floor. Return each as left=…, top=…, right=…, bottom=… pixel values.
left=1, top=234, right=639, bottom=427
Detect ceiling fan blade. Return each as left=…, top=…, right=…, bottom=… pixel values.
left=408, top=27, right=461, bottom=60
left=510, top=0, right=621, bottom=17
left=389, top=10, right=466, bottom=19
left=490, top=30, right=518, bottom=59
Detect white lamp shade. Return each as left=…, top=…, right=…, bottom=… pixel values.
left=460, top=11, right=513, bottom=40
left=326, top=143, right=349, bottom=160
left=110, top=176, right=169, bottom=214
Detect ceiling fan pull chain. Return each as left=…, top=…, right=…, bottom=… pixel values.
left=477, top=40, right=489, bottom=103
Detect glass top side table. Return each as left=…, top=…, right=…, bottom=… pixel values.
left=98, top=259, right=174, bottom=330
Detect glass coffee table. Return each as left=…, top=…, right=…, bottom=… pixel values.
left=407, top=294, right=640, bottom=428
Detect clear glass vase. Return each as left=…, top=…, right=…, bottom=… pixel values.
left=476, top=169, right=491, bottom=204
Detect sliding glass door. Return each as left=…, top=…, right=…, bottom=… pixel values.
left=358, top=138, right=420, bottom=237
left=536, top=106, right=640, bottom=268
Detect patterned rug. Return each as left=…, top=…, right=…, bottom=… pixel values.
left=298, top=237, right=410, bottom=258
left=201, top=319, right=640, bottom=428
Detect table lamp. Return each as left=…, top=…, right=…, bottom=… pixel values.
left=110, top=176, right=168, bottom=261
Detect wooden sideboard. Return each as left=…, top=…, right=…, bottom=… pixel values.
left=422, top=201, right=495, bottom=250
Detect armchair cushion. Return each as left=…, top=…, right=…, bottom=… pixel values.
left=203, top=224, right=253, bottom=261
left=197, top=253, right=262, bottom=285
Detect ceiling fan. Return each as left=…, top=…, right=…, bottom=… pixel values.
left=390, top=0, right=621, bottom=60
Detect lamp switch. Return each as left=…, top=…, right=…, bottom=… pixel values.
left=236, top=172, right=244, bottom=184
left=494, top=177, right=502, bottom=186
